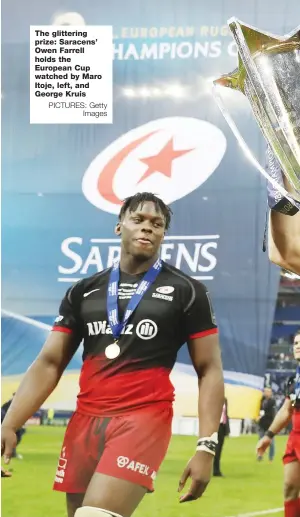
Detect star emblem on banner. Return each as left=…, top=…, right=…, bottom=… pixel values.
left=138, top=138, right=195, bottom=183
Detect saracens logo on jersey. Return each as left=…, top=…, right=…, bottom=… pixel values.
left=82, top=117, right=227, bottom=215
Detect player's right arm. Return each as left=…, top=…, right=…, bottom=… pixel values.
left=1, top=284, right=83, bottom=463
left=2, top=332, right=80, bottom=433
left=256, top=398, right=293, bottom=456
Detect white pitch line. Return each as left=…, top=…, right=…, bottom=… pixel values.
left=224, top=507, right=283, bottom=517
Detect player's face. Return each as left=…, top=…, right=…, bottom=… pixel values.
left=293, top=334, right=300, bottom=360
left=118, top=202, right=166, bottom=260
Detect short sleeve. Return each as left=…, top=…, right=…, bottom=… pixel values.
left=183, top=281, right=218, bottom=340
left=52, top=283, right=83, bottom=340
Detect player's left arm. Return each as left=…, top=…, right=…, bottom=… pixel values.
left=188, top=331, right=224, bottom=439
left=177, top=282, right=224, bottom=503
left=184, top=281, right=224, bottom=438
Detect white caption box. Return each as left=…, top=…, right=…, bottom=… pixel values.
left=30, top=26, right=113, bottom=124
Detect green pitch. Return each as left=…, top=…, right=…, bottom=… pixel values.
left=2, top=426, right=285, bottom=517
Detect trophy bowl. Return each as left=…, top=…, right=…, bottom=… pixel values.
left=213, top=19, right=300, bottom=201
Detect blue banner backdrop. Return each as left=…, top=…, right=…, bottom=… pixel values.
left=3, top=0, right=298, bottom=417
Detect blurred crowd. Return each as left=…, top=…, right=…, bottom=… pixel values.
left=267, top=351, right=297, bottom=370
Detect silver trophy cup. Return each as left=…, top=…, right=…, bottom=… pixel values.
left=213, top=19, right=300, bottom=202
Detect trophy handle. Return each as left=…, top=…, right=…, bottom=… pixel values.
left=212, top=84, right=298, bottom=208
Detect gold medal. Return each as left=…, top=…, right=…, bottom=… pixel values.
left=105, top=342, right=121, bottom=359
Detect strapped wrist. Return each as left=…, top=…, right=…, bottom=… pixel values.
left=196, top=432, right=218, bottom=456
left=264, top=430, right=275, bottom=439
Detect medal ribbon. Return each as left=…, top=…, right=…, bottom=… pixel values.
left=107, top=258, right=162, bottom=341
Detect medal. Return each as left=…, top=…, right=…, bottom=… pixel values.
left=106, top=258, right=162, bottom=359
left=105, top=342, right=121, bottom=359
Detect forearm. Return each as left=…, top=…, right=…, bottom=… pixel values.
left=268, top=178, right=300, bottom=274
left=268, top=407, right=292, bottom=435
left=2, top=358, right=63, bottom=431
left=197, top=361, right=224, bottom=438
left=269, top=210, right=300, bottom=257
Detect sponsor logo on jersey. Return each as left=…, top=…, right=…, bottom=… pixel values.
left=58, top=457, right=67, bottom=469
left=152, top=293, right=173, bottom=302
left=152, top=285, right=174, bottom=301
left=156, top=286, right=174, bottom=294
left=83, top=288, right=100, bottom=298
left=55, top=447, right=68, bottom=484
left=136, top=319, right=158, bottom=340
left=82, top=117, right=226, bottom=215
left=87, top=319, right=158, bottom=340
left=117, top=456, right=153, bottom=477
left=87, top=321, right=132, bottom=336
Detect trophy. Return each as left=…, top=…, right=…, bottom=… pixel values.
left=212, top=19, right=300, bottom=208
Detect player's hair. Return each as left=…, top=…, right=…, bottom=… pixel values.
left=118, top=192, right=173, bottom=230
